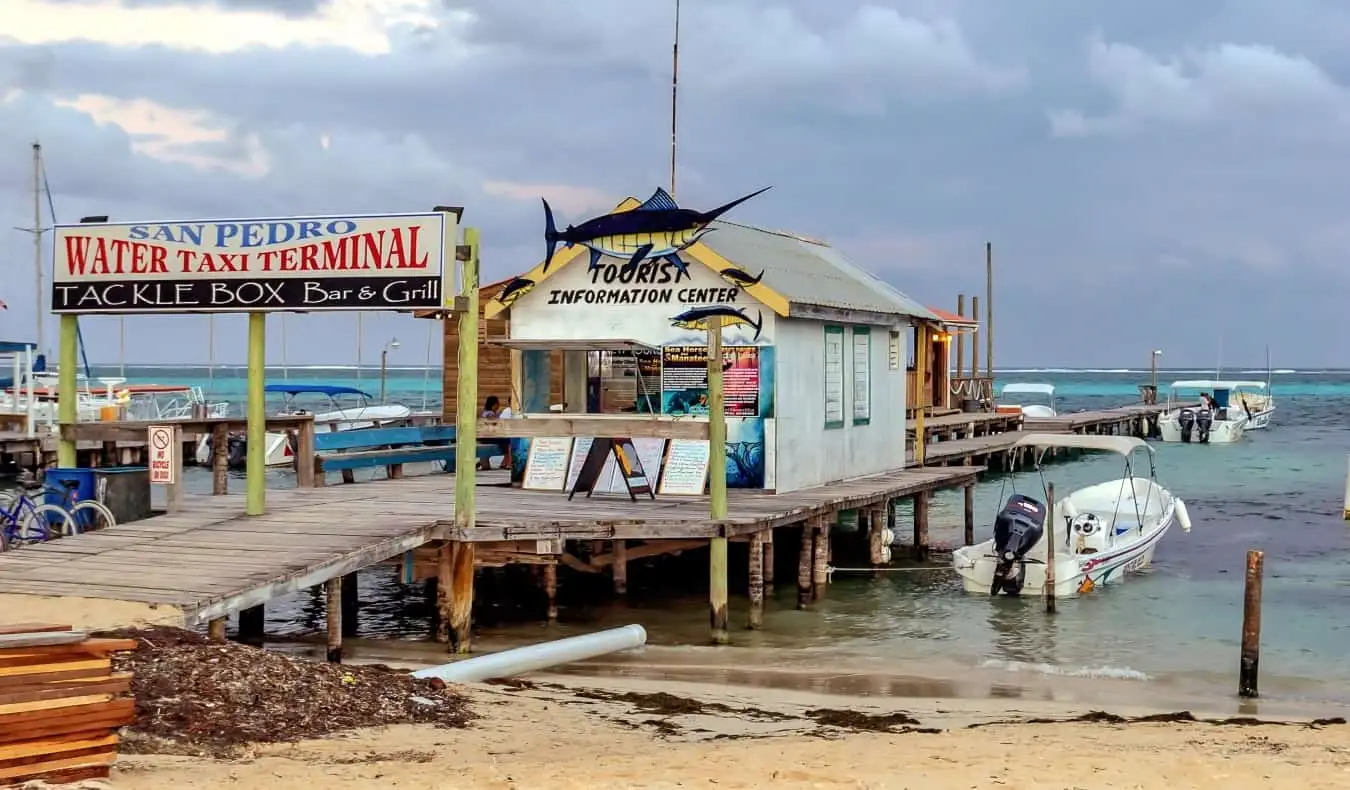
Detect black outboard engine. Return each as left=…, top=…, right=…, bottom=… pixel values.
left=990, top=494, right=1046, bottom=596
left=226, top=435, right=248, bottom=469
left=1195, top=409, right=1213, bottom=444
left=1177, top=408, right=1195, bottom=443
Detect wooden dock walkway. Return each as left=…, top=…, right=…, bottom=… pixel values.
left=0, top=466, right=980, bottom=646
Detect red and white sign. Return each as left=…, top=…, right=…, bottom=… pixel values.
left=148, top=424, right=177, bottom=485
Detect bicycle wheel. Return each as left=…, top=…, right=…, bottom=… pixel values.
left=71, top=500, right=116, bottom=532
left=20, top=504, right=76, bottom=541
left=0, top=492, right=14, bottom=511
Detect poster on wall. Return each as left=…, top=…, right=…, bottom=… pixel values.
left=634, top=350, right=663, bottom=413
left=660, top=345, right=759, bottom=416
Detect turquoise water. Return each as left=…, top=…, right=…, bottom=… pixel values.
left=14, top=365, right=1350, bottom=709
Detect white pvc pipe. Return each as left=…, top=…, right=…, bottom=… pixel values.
left=411, top=624, right=647, bottom=684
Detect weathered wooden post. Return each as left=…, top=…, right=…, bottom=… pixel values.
left=707, top=315, right=730, bottom=645
left=1044, top=482, right=1057, bottom=614
left=612, top=540, right=628, bottom=595
left=245, top=312, right=266, bottom=516
left=796, top=523, right=812, bottom=609
left=762, top=528, right=775, bottom=587
left=911, top=492, right=930, bottom=561
left=811, top=515, right=829, bottom=600
left=325, top=576, right=343, bottom=662
left=1343, top=455, right=1350, bottom=520
left=963, top=484, right=976, bottom=545
left=543, top=562, right=559, bottom=621
left=211, top=423, right=229, bottom=495
left=748, top=531, right=765, bottom=629
left=442, top=218, right=479, bottom=653
left=1239, top=549, right=1264, bottom=698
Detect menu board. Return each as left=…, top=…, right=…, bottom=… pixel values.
left=660, top=345, right=759, bottom=416
left=565, top=437, right=667, bottom=495
left=658, top=439, right=711, bottom=496
left=565, top=437, right=597, bottom=492
left=522, top=437, right=574, bottom=491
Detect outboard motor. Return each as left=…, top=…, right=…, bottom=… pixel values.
left=1195, top=409, right=1213, bottom=444
left=226, top=435, right=248, bottom=469
left=990, top=494, right=1046, bottom=596
left=1177, top=408, right=1195, bottom=443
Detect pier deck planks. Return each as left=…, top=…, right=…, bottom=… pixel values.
left=0, top=467, right=978, bottom=623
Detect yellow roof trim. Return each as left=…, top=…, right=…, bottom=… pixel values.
left=483, top=195, right=791, bottom=319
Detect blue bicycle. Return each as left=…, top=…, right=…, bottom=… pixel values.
left=0, top=474, right=80, bottom=550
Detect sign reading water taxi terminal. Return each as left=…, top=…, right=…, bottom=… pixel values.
left=50, top=212, right=454, bottom=314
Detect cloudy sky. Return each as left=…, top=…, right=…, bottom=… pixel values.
left=2, top=0, right=1347, bottom=368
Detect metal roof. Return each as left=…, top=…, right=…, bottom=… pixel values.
left=1012, top=433, right=1154, bottom=457
left=702, top=220, right=940, bottom=323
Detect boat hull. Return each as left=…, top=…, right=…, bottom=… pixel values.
left=953, top=482, right=1183, bottom=598
left=1243, top=407, right=1274, bottom=430
left=1157, top=414, right=1246, bottom=444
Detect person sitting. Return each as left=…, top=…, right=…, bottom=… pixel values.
left=479, top=396, right=513, bottom=470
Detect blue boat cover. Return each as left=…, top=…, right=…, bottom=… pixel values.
left=264, top=383, right=374, bottom=398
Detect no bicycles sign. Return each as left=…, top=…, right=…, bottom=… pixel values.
left=148, top=424, right=177, bottom=485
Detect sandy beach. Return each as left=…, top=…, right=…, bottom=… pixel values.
left=111, top=671, right=1350, bottom=790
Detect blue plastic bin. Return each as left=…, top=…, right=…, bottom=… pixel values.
left=44, top=467, right=98, bottom=509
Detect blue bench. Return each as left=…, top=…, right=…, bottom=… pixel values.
left=313, top=426, right=499, bottom=485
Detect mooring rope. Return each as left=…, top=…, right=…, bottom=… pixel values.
left=825, top=565, right=956, bottom=581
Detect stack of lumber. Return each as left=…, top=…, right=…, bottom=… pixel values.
left=0, top=624, right=136, bottom=786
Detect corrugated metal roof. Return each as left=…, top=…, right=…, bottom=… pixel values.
left=702, top=220, right=940, bottom=323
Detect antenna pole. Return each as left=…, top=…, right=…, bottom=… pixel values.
left=669, top=0, right=680, bottom=198
left=32, top=142, right=45, bottom=356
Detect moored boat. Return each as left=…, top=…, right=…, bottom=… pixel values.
left=952, top=434, right=1192, bottom=598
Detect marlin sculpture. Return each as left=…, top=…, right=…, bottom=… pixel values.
left=495, top=276, right=536, bottom=308
left=541, top=186, right=770, bottom=275
left=670, top=305, right=764, bottom=343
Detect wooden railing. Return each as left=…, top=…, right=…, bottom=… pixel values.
left=949, top=376, right=994, bottom=403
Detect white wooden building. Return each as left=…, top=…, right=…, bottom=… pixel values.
left=483, top=200, right=939, bottom=493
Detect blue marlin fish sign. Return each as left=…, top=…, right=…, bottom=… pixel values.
left=541, top=186, right=770, bottom=276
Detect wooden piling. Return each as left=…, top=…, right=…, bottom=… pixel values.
left=867, top=506, right=885, bottom=565
left=612, top=540, right=628, bottom=595
left=911, top=492, right=930, bottom=561
left=970, top=295, right=981, bottom=386
left=1239, top=549, right=1264, bottom=698
left=1044, top=482, right=1057, bottom=614
left=543, top=562, right=559, bottom=621
left=207, top=617, right=226, bottom=642
left=710, top=533, right=730, bottom=644
left=763, top=528, right=775, bottom=587
left=985, top=241, right=994, bottom=380
left=435, top=543, right=453, bottom=644
left=811, top=516, right=829, bottom=600
left=955, top=294, right=966, bottom=381
left=211, top=423, right=228, bottom=495
left=796, top=523, right=813, bottom=609
left=325, top=576, right=343, bottom=663
left=963, top=484, right=975, bottom=546
left=449, top=542, right=475, bottom=653
left=748, top=531, right=765, bottom=629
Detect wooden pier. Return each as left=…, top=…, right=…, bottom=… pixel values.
left=906, top=402, right=1173, bottom=470
left=0, top=464, right=979, bottom=652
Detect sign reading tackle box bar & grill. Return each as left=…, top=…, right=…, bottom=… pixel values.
left=50, top=212, right=454, bottom=314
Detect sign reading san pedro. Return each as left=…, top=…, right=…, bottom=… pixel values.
left=51, top=212, right=452, bottom=314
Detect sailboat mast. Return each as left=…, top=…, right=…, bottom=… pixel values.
left=31, top=142, right=45, bottom=356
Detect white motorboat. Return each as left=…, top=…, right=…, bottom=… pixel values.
left=1231, top=381, right=1275, bottom=430
left=194, top=383, right=413, bottom=468
left=998, top=382, right=1057, bottom=418
left=1156, top=380, right=1250, bottom=444
left=952, top=434, right=1192, bottom=598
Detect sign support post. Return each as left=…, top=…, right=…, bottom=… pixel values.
left=707, top=315, right=729, bottom=645
left=447, top=222, right=479, bottom=654
left=245, top=313, right=266, bottom=516
left=56, top=315, right=78, bottom=467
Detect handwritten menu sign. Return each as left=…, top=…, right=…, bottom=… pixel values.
left=522, top=436, right=574, bottom=491
left=658, top=439, right=711, bottom=496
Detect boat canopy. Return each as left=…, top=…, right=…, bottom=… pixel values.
left=1000, top=382, right=1055, bottom=395
left=1012, top=433, right=1154, bottom=457
left=264, top=383, right=374, bottom=398
left=1169, top=380, right=1268, bottom=391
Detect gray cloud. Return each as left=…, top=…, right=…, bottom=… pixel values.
left=1, top=0, right=1348, bottom=367
left=39, top=0, right=327, bottom=15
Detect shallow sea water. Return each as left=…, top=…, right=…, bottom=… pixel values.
left=10, top=366, right=1350, bottom=712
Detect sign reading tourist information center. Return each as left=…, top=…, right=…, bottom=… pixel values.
left=50, top=212, right=453, bottom=314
